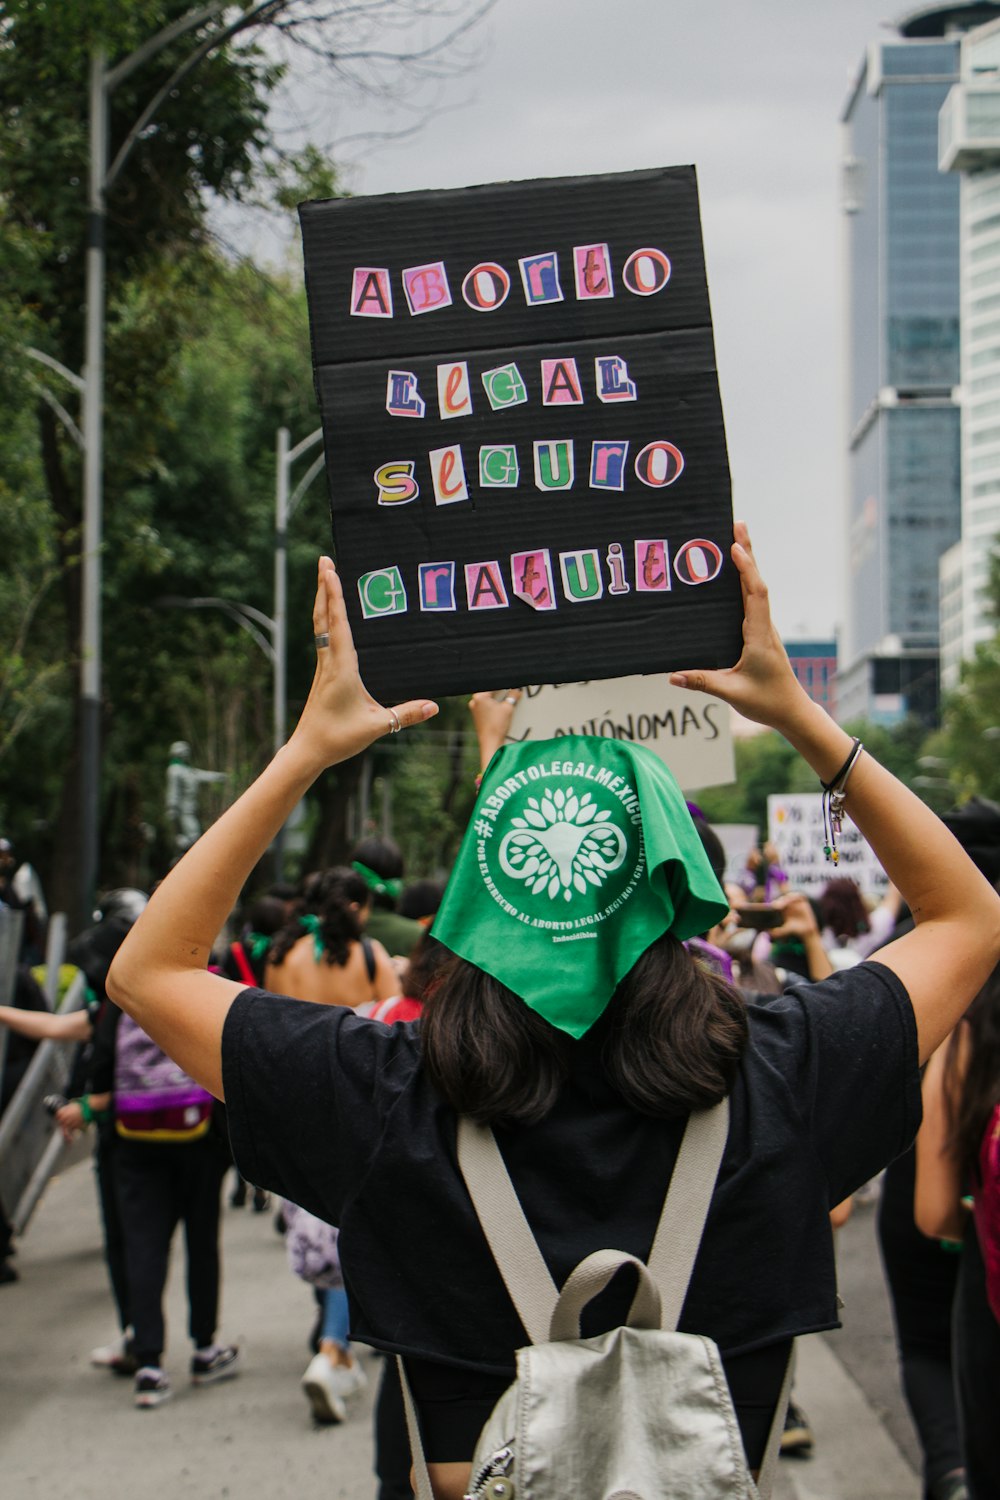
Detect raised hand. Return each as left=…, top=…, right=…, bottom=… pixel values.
left=292, top=557, right=438, bottom=768
left=468, top=689, right=523, bottom=770
left=669, top=521, right=806, bottom=732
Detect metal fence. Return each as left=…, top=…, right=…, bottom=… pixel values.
left=0, top=914, right=86, bottom=1235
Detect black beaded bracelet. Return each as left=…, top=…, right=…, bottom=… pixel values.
left=822, top=738, right=864, bottom=864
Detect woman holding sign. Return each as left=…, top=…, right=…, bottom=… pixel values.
left=106, top=524, right=1000, bottom=1497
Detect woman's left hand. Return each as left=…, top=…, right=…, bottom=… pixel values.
left=291, top=557, right=438, bottom=768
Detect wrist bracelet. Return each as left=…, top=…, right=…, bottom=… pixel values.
left=821, top=738, right=864, bottom=865
left=78, top=1095, right=93, bottom=1125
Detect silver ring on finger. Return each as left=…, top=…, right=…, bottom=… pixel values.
left=314, top=632, right=330, bottom=650
left=388, top=708, right=401, bottom=734
left=504, top=694, right=518, bottom=705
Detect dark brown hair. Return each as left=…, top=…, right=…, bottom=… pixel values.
left=421, top=932, right=748, bottom=1126
left=268, top=866, right=367, bottom=968
left=943, top=960, right=1000, bottom=1185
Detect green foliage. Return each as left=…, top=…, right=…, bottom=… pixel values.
left=690, top=730, right=812, bottom=832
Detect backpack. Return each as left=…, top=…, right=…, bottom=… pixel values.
left=400, top=1100, right=790, bottom=1500
left=281, top=1199, right=343, bottom=1290
left=975, top=1101, right=1000, bottom=1324
left=113, top=1011, right=214, bottom=1142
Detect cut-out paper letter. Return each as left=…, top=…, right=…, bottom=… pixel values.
left=518, top=252, right=564, bottom=306
left=437, top=361, right=472, bottom=420
left=559, top=549, right=603, bottom=603
left=573, top=243, right=613, bottom=300
left=480, top=445, right=519, bottom=487
left=386, top=370, right=425, bottom=418
left=635, top=540, right=671, bottom=592
left=429, top=444, right=469, bottom=505
left=622, top=248, right=672, bottom=297
left=511, top=549, right=556, bottom=611
left=419, top=562, right=456, bottom=612
left=635, top=440, right=684, bottom=488
left=461, top=262, right=511, bottom=312
left=351, top=267, right=392, bottom=318
left=590, top=441, right=629, bottom=491
left=533, top=440, right=575, bottom=491
left=482, top=363, right=527, bottom=411
left=541, top=358, right=583, bottom=406
left=674, top=539, right=724, bottom=586
left=606, top=542, right=630, bottom=595
left=359, top=566, right=407, bottom=618
left=595, top=355, right=637, bottom=403
left=464, top=561, right=509, bottom=610
left=402, top=261, right=453, bottom=315
left=374, top=461, right=419, bottom=506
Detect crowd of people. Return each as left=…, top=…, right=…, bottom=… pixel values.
left=1, top=532, right=999, bottom=1498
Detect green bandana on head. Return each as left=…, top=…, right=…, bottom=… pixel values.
left=432, top=735, right=730, bottom=1038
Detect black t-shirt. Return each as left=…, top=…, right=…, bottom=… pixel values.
left=223, top=961, right=919, bottom=1374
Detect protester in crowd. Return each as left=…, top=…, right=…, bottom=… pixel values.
left=265, top=866, right=398, bottom=1011
left=281, top=1197, right=367, bottom=1424
left=219, top=893, right=286, bottom=1210
left=737, top=841, right=788, bottom=903
left=107, top=532, right=1000, bottom=1497
left=0, top=963, right=50, bottom=1284
left=369, top=932, right=449, bottom=1026
left=350, top=835, right=425, bottom=961
left=817, top=876, right=902, bottom=969
left=0, top=891, right=146, bottom=1351
left=397, top=879, right=446, bottom=928
left=0, top=835, right=47, bottom=963
left=876, top=802, right=1000, bottom=1500
left=916, top=961, right=1000, bottom=1499
left=71, top=992, right=238, bottom=1408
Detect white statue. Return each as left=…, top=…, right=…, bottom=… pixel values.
left=165, top=742, right=225, bottom=852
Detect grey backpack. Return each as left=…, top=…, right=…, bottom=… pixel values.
left=401, top=1099, right=791, bottom=1500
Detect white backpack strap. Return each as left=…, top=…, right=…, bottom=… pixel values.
left=396, top=1356, right=436, bottom=1500
left=644, top=1097, right=730, bottom=1331
left=457, top=1116, right=558, bottom=1345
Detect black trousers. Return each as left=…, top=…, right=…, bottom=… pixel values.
left=376, top=1358, right=415, bottom=1500
left=115, top=1135, right=228, bottom=1368
left=877, top=1147, right=963, bottom=1494
left=94, top=1130, right=131, bottom=1332
left=954, top=1224, right=1000, bottom=1499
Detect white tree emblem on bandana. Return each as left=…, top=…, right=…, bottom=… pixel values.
left=498, top=787, right=628, bottom=903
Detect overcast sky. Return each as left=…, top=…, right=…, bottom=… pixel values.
left=235, top=0, right=940, bottom=640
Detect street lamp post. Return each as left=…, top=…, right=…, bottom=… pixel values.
left=274, top=426, right=325, bottom=755
left=76, top=4, right=232, bottom=921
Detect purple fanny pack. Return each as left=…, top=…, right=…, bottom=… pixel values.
left=114, top=1015, right=214, bottom=1141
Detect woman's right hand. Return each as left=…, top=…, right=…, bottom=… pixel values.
left=669, top=521, right=807, bottom=733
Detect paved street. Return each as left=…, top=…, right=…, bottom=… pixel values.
left=1, top=1158, right=923, bottom=1500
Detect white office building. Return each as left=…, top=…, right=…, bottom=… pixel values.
left=939, top=16, right=1000, bottom=690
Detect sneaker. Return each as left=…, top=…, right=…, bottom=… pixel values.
left=190, top=1343, right=240, bottom=1385
left=91, top=1332, right=139, bottom=1377
left=301, top=1353, right=367, bottom=1424
left=134, top=1367, right=171, bottom=1409
left=779, top=1400, right=814, bottom=1458
left=928, top=1474, right=969, bottom=1500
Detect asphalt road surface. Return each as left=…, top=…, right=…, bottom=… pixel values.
left=0, top=1159, right=923, bottom=1500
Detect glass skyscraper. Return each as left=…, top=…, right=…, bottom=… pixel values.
left=939, top=16, right=1000, bottom=690
left=837, top=6, right=999, bottom=725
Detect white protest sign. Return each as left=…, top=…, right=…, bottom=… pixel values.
left=767, top=792, right=888, bottom=897
left=507, top=677, right=734, bottom=792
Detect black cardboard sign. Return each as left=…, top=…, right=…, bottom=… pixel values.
left=299, top=166, right=742, bottom=703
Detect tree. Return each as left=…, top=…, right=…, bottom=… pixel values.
left=0, top=0, right=493, bottom=916
left=931, top=541, right=1000, bottom=804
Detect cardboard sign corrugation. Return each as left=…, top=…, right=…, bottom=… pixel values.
left=299, top=165, right=743, bottom=702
